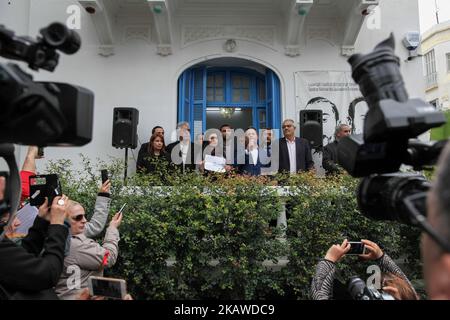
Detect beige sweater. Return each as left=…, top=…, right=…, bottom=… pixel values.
left=55, top=226, right=120, bottom=300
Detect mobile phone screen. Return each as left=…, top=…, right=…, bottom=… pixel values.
left=348, top=242, right=365, bottom=255
left=37, top=147, right=44, bottom=158
left=101, top=170, right=108, bottom=184
left=90, top=278, right=125, bottom=299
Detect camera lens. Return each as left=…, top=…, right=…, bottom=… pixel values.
left=40, top=22, right=81, bottom=54
left=348, top=33, right=409, bottom=108
left=347, top=277, right=367, bottom=300
left=357, top=173, right=429, bottom=225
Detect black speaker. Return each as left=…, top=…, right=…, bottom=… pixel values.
left=112, top=107, right=139, bottom=149
left=300, top=109, right=323, bottom=149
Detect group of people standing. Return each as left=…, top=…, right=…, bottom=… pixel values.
left=136, top=120, right=353, bottom=177
left=136, top=119, right=324, bottom=177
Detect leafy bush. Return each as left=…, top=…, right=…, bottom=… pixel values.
left=46, top=156, right=424, bottom=299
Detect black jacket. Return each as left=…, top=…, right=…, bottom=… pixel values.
left=322, top=141, right=341, bottom=175
left=0, top=216, right=68, bottom=299
left=276, top=137, right=314, bottom=173
left=136, top=143, right=170, bottom=174
left=166, top=141, right=200, bottom=173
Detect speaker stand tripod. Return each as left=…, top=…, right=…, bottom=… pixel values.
left=123, top=147, right=129, bottom=185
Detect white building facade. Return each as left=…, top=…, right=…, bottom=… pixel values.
left=0, top=0, right=424, bottom=173
left=422, top=20, right=450, bottom=111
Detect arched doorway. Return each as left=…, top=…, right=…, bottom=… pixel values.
left=177, top=58, right=281, bottom=138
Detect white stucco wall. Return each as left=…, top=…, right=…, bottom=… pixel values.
left=0, top=0, right=424, bottom=174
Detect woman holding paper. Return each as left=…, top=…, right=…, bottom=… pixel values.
left=201, top=132, right=232, bottom=174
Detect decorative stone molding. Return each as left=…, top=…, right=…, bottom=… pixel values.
left=341, top=45, right=355, bottom=57
left=157, top=44, right=173, bottom=56
left=98, top=45, right=115, bottom=57
left=285, top=45, right=301, bottom=57
left=223, top=39, right=237, bottom=53
left=182, top=25, right=276, bottom=48
left=124, top=26, right=152, bottom=44
left=307, top=26, right=333, bottom=43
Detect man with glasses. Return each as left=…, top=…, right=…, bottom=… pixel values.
left=275, top=119, right=314, bottom=174
left=422, top=142, right=450, bottom=299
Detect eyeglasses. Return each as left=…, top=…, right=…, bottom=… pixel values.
left=282, top=124, right=293, bottom=129
left=71, top=214, right=86, bottom=222
left=404, top=192, right=450, bottom=253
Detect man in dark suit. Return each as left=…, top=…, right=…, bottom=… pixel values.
left=322, top=124, right=351, bottom=175
left=276, top=119, right=314, bottom=173
left=166, top=122, right=200, bottom=173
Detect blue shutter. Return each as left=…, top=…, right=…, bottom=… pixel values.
left=178, top=70, right=191, bottom=124
left=178, top=68, right=206, bottom=139
left=191, top=67, right=207, bottom=138
left=266, top=70, right=281, bottom=131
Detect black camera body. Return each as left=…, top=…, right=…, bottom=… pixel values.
left=337, top=33, right=448, bottom=226
left=0, top=23, right=93, bottom=239
left=347, top=277, right=394, bottom=300
left=0, top=23, right=93, bottom=146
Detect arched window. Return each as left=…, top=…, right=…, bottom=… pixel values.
left=178, top=66, right=280, bottom=137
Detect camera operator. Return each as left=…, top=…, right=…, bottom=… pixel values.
left=423, top=143, right=450, bottom=299
left=311, top=239, right=418, bottom=300
left=0, top=176, right=71, bottom=299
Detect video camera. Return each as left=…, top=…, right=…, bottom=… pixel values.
left=338, top=33, right=448, bottom=230
left=0, top=22, right=93, bottom=146
left=347, top=277, right=394, bottom=300
left=0, top=22, right=94, bottom=240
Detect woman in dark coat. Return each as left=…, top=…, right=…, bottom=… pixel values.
left=136, top=133, right=169, bottom=174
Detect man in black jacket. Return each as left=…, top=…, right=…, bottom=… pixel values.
left=322, top=124, right=351, bottom=175
left=275, top=119, right=314, bottom=174
left=0, top=186, right=70, bottom=300
left=166, top=122, right=200, bottom=173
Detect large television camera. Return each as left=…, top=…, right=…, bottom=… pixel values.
left=0, top=22, right=94, bottom=240
left=0, top=22, right=93, bottom=146
left=338, top=34, right=449, bottom=250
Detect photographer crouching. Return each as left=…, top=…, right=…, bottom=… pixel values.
left=311, top=239, right=419, bottom=300
left=0, top=175, right=72, bottom=299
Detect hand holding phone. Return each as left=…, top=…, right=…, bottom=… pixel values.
left=118, top=203, right=127, bottom=215
left=29, top=174, right=62, bottom=207
left=88, top=276, right=127, bottom=300
left=101, top=169, right=109, bottom=184
left=347, top=241, right=366, bottom=255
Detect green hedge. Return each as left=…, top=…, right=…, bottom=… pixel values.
left=46, top=156, right=423, bottom=299
left=431, top=110, right=450, bottom=140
